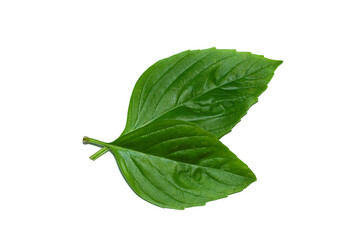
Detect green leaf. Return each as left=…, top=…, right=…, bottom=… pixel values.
left=123, top=48, right=282, bottom=138
left=84, top=120, right=256, bottom=210
left=84, top=48, right=282, bottom=209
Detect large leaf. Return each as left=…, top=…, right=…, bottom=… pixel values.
left=83, top=120, right=256, bottom=209
left=123, top=48, right=282, bottom=138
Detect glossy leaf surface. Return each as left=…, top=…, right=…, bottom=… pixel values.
left=84, top=120, right=256, bottom=209
left=84, top=48, right=282, bottom=209
left=123, top=48, right=282, bottom=138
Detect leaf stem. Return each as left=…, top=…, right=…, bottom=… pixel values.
left=89, top=147, right=109, bottom=160
left=83, top=136, right=110, bottom=160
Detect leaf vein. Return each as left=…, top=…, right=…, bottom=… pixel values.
left=165, top=146, right=210, bottom=157
left=135, top=51, right=198, bottom=127
left=130, top=155, right=188, bottom=205
left=143, top=135, right=209, bottom=152
left=145, top=157, right=209, bottom=201
left=151, top=51, right=218, bottom=116
left=174, top=54, right=238, bottom=106
left=117, top=151, right=168, bottom=206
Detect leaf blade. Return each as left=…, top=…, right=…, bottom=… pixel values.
left=123, top=48, right=282, bottom=138
left=108, top=120, right=256, bottom=209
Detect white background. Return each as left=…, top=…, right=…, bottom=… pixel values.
left=1, top=0, right=359, bottom=239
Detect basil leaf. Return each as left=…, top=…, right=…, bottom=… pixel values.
left=84, top=120, right=256, bottom=209
left=124, top=48, right=282, bottom=138
left=84, top=48, right=282, bottom=209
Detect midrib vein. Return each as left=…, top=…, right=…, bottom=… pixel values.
left=106, top=142, right=254, bottom=181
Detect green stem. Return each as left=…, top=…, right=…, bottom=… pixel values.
left=89, top=147, right=109, bottom=160
left=83, top=136, right=110, bottom=160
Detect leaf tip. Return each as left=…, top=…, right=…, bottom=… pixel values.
left=274, top=59, right=283, bottom=67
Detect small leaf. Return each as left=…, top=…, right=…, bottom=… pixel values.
left=124, top=48, right=282, bottom=138
left=84, top=120, right=256, bottom=209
